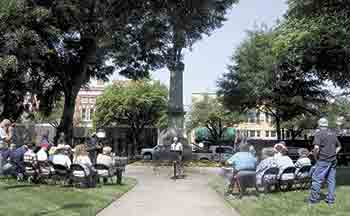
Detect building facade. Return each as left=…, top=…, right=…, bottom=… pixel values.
left=190, top=92, right=277, bottom=140
left=74, top=80, right=106, bottom=127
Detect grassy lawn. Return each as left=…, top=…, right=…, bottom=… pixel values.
left=0, top=178, right=137, bottom=216
left=209, top=168, right=350, bottom=216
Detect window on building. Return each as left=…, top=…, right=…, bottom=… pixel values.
left=81, top=108, right=94, bottom=121
left=271, top=130, right=277, bottom=137
left=249, top=130, right=256, bottom=137
left=256, top=112, right=260, bottom=124
left=248, top=111, right=256, bottom=123
left=265, top=113, right=270, bottom=123
left=256, top=130, right=261, bottom=137
left=265, top=131, right=270, bottom=137
left=81, top=108, right=87, bottom=120
left=89, top=108, right=94, bottom=120
left=81, top=97, right=88, bottom=103
left=89, top=98, right=96, bottom=104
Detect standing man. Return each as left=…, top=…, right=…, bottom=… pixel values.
left=87, top=133, right=100, bottom=164
left=171, top=137, right=183, bottom=178
left=309, top=118, right=342, bottom=205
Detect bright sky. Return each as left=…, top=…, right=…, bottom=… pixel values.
left=114, top=0, right=289, bottom=108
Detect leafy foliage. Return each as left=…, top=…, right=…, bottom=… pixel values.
left=94, top=80, right=168, bottom=150
left=218, top=29, right=329, bottom=139
left=186, top=94, right=244, bottom=145
left=274, top=0, right=350, bottom=88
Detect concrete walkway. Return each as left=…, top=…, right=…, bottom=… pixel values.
left=98, top=165, right=239, bottom=216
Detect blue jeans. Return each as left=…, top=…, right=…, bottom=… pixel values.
left=309, top=160, right=336, bottom=204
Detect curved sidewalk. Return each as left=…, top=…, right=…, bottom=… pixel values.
left=98, top=166, right=239, bottom=216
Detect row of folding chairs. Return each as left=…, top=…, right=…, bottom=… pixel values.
left=260, top=165, right=312, bottom=192
left=232, top=165, right=312, bottom=198
left=23, top=162, right=116, bottom=186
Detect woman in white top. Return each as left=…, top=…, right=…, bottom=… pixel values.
left=0, top=119, right=12, bottom=145
left=73, top=144, right=93, bottom=173
left=96, top=146, right=114, bottom=168
left=273, top=143, right=294, bottom=177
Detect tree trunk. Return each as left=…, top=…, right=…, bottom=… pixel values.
left=55, top=88, right=79, bottom=145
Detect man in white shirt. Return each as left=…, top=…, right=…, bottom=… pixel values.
left=37, top=145, right=49, bottom=162
left=97, top=146, right=114, bottom=168
left=171, top=137, right=183, bottom=152
left=171, top=137, right=184, bottom=177
left=52, top=148, right=72, bottom=168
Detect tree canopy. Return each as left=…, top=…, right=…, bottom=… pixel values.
left=94, top=80, right=168, bottom=152
left=0, top=0, right=238, bottom=144
left=217, top=29, right=329, bottom=140
left=273, top=0, right=350, bottom=88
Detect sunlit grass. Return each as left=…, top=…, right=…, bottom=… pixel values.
left=209, top=168, right=350, bottom=216
left=0, top=177, right=137, bottom=216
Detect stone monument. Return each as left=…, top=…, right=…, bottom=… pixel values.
left=157, top=62, right=191, bottom=161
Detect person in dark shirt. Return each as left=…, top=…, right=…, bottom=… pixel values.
left=87, top=134, right=100, bottom=164
left=309, top=118, right=341, bottom=205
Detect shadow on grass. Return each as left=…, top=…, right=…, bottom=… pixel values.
left=3, top=184, right=40, bottom=190
left=336, top=168, right=350, bottom=186
left=32, top=203, right=91, bottom=216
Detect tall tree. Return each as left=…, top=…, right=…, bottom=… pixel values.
left=94, top=80, right=168, bottom=155
left=274, top=0, right=350, bottom=88
left=153, top=0, right=238, bottom=132
left=186, top=95, right=244, bottom=145
left=218, top=29, right=328, bottom=140
left=0, top=1, right=173, bottom=144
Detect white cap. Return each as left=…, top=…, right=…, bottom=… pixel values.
left=318, top=118, right=329, bottom=127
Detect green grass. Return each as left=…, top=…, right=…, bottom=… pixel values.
left=0, top=178, right=137, bottom=216
left=209, top=168, right=350, bottom=216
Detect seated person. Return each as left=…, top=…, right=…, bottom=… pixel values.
left=256, top=147, right=278, bottom=186
left=73, top=144, right=96, bottom=187
left=295, top=148, right=311, bottom=171
left=274, top=142, right=294, bottom=177
left=51, top=146, right=72, bottom=169
left=23, top=143, right=38, bottom=165
left=97, top=146, right=114, bottom=168
left=9, top=145, right=28, bottom=179
left=226, top=142, right=257, bottom=192
left=37, top=144, right=49, bottom=162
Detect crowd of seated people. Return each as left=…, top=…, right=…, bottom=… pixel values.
left=0, top=129, right=118, bottom=188
left=223, top=140, right=313, bottom=194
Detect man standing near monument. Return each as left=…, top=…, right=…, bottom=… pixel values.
left=309, top=118, right=342, bottom=205
left=171, top=137, right=183, bottom=178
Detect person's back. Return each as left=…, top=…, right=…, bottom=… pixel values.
left=275, top=153, right=294, bottom=175
left=97, top=154, right=113, bottom=167
left=227, top=151, right=257, bottom=171
left=74, top=155, right=92, bottom=167
left=52, top=152, right=71, bottom=168
left=23, top=148, right=37, bottom=165
left=295, top=157, right=311, bottom=169
left=314, top=129, right=340, bottom=162
left=37, top=148, right=48, bottom=162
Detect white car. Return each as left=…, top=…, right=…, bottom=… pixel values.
left=141, top=145, right=162, bottom=160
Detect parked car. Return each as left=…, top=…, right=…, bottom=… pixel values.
left=141, top=145, right=161, bottom=160
left=192, top=145, right=235, bottom=162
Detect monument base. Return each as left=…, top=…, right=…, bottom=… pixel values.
left=155, top=127, right=192, bottom=161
